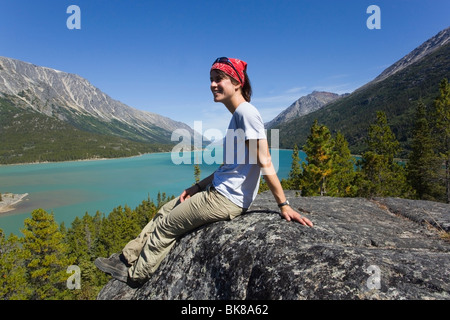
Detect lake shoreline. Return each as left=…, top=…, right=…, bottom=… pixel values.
left=0, top=148, right=295, bottom=167
left=0, top=151, right=175, bottom=167
left=0, top=193, right=29, bottom=214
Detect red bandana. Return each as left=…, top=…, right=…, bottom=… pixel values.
left=211, top=57, right=247, bottom=87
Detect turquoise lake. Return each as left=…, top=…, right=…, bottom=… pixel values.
left=0, top=149, right=303, bottom=236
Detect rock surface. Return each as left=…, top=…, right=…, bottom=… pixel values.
left=97, top=191, right=450, bottom=300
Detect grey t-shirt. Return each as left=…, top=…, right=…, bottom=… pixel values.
left=213, top=102, right=267, bottom=209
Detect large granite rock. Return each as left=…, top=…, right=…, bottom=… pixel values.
left=97, top=191, right=450, bottom=300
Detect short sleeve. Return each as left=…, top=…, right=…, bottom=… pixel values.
left=235, top=103, right=266, bottom=140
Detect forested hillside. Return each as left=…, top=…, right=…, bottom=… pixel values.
left=276, top=43, right=450, bottom=156
left=0, top=96, right=173, bottom=164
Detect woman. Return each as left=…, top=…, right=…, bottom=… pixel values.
left=95, top=57, right=313, bottom=285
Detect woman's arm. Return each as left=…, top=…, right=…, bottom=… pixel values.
left=250, top=139, right=313, bottom=227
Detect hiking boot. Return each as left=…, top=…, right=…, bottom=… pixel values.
left=95, top=253, right=130, bottom=283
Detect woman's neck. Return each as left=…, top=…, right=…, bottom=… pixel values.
left=224, top=94, right=246, bottom=114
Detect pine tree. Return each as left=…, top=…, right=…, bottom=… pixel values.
left=288, top=144, right=302, bottom=190
left=0, top=229, right=32, bottom=299
left=431, top=78, right=450, bottom=203
left=97, top=205, right=141, bottom=256
left=367, top=111, right=400, bottom=163
left=156, top=191, right=171, bottom=208
left=66, top=212, right=106, bottom=300
left=135, top=196, right=158, bottom=229
left=21, top=209, right=75, bottom=300
left=328, top=132, right=357, bottom=197
left=194, top=154, right=201, bottom=184
left=194, top=163, right=201, bottom=183
left=356, top=151, right=387, bottom=197
left=407, top=101, right=442, bottom=200
left=300, top=120, right=334, bottom=196
left=357, top=112, right=412, bottom=198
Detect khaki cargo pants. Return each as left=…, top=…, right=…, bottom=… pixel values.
left=122, top=185, right=244, bottom=282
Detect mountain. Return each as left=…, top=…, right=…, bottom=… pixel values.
left=366, top=27, right=450, bottom=86
left=0, top=56, right=192, bottom=143
left=274, top=27, right=450, bottom=155
left=265, top=91, right=345, bottom=129
left=0, top=57, right=195, bottom=164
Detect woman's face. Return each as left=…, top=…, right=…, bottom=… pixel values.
left=210, top=70, right=240, bottom=103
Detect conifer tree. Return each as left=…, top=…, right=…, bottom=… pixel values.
left=407, top=101, right=441, bottom=200
left=135, top=197, right=158, bottom=229
left=357, top=112, right=412, bottom=198
left=156, top=191, right=170, bottom=208
left=431, top=78, right=450, bottom=203
left=367, top=111, right=400, bottom=162
left=357, top=151, right=391, bottom=197
left=300, top=120, right=334, bottom=196
left=194, top=154, right=201, bottom=183
left=97, top=206, right=141, bottom=256
left=21, top=209, right=75, bottom=300
left=328, top=132, right=357, bottom=197
left=288, top=144, right=302, bottom=190
left=66, top=212, right=106, bottom=300
left=0, top=229, right=31, bottom=299
left=194, top=163, right=201, bottom=183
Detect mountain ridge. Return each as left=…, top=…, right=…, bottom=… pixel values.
left=366, top=27, right=450, bottom=86
left=265, top=91, right=346, bottom=129
left=0, top=56, right=193, bottom=144
left=273, top=27, right=450, bottom=154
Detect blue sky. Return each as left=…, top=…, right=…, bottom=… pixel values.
left=1, top=0, right=449, bottom=132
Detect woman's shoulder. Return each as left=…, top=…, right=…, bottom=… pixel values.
left=233, top=102, right=264, bottom=129
left=235, top=102, right=260, bottom=116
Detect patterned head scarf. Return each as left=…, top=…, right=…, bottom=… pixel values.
left=211, top=57, right=247, bottom=87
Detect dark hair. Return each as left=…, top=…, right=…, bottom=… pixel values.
left=215, top=69, right=252, bottom=102
left=241, top=71, right=252, bottom=102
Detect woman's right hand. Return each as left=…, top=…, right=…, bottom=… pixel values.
left=179, top=184, right=200, bottom=202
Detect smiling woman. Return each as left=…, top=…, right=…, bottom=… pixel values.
left=94, top=57, right=312, bottom=288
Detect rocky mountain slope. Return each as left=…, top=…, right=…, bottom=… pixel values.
left=275, top=27, right=450, bottom=154
left=0, top=56, right=192, bottom=144
left=367, top=26, right=450, bottom=86
left=265, top=91, right=344, bottom=129
left=97, top=191, right=450, bottom=300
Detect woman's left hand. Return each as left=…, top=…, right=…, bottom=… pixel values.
left=280, top=206, right=313, bottom=227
